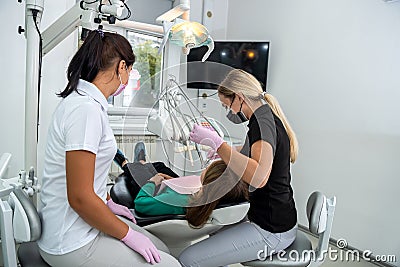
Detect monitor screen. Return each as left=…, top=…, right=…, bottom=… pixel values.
left=187, top=41, right=270, bottom=90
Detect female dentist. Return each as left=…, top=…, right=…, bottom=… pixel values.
left=38, top=30, right=180, bottom=267
left=179, top=69, right=299, bottom=266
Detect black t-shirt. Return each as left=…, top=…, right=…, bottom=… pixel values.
left=240, top=104, right=297, bottom=233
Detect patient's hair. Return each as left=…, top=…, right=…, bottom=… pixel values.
left=186, top=160, right=248, bottom=228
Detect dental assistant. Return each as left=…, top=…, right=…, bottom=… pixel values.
left=180, top=69, right=299, bottom=266
left=38, top=30, right=180, bottom=267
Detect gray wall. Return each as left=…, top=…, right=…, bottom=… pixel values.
left=0, top=1, right=26, bottom=177
left=226, top=0, right=400, bottom=264
left=0, top=0, right=77, bottom=179
left=126, top=0, right=173, bottom=24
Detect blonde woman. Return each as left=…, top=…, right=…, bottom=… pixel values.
left=180, top=69, right=299, bottom=266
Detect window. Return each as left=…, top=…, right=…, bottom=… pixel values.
left=108, top=30, right=163, bottom=112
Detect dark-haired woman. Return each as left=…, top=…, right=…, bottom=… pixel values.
left=37, top=30, right=180, bottom=266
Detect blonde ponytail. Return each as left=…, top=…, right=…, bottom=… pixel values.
left=218, top=69, right=299, bottom=163
left=264, top=94, right=298, bottom=163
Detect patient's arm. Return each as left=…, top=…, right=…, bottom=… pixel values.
left=134, top=183, right=187, bottom=216
left=158, top=173, right=174, bottom=180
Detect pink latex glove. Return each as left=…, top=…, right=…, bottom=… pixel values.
left=107, top=198, right=136, bottom=224
left=121, top=227, right=161, bottom=264
left=189, top=124, right=224, bottom=151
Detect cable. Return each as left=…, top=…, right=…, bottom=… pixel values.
left=156, top=76, right=221, bottom=169
left=84, top=0, right=99, bottom=4
left=32, top=10, right=43, bottom=143
left=117, top=1, right=132, bottom=20
left=166, top=78, right=213, bottom=167
left=169, top=78, right=222, bottom=137
left=203, top=91, right=219, bottom=97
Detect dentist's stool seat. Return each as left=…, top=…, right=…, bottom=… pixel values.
left=18, top=242, right=49, bottom=267
left=242, top=191, right=336, bottom=267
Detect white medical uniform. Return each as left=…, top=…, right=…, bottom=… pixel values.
left=38, top=79, right=117, bottom=255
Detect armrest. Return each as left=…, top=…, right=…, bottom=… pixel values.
left=131, top=209, right=186, bottom=227
left=210, top=202, right=250, bottom=225
left=131, top=201, right=250, bottom=227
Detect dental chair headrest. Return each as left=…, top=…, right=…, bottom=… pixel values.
left=10, top=188, right=41, bottom=242
left=133, top=210, right=186, bottom=227
left=110, top=174, right=137, bottom=209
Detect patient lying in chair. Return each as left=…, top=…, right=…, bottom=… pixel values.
left=113, top=145, right=248, bottom=228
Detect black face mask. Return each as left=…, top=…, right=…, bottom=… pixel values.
left=226, top=101, right=248, bottom=124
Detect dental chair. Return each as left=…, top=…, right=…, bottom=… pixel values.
left=0, top=186, right=50, bottom=267
left=136, top=201, right=250, bottom=257
left=242, top=191, right=336, bottom=267
left=110, top=172, right=251, bottom=257
left=110, top=172, right=137, bottom=208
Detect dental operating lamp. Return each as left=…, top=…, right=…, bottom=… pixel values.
left=156, top=0, right=214, bottom=62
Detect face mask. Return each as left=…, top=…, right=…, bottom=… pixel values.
left=226, top=101, right=248, bottom=124
left=226, top=110, right=247, bottom=124
left=112, top=69, right=129, bottom=97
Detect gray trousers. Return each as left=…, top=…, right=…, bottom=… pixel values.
left=178, top=221, right=297, bottom=267
left=39, top=217, right=181, bottom=267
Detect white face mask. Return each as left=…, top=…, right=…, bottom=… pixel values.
left=112, top=68, right=129, bottom=97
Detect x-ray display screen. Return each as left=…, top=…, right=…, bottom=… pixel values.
left=187, top=41, right=270, bottom=90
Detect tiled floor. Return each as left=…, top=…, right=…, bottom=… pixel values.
left=229, top=232, right=378, bottom=267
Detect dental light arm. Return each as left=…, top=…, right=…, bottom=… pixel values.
left=155, top=0, right=190, bottom=23
left=42, top=0, right=126, bottom=55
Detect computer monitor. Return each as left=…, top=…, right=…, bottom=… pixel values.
left=187, top=41, right=270, bottom=90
